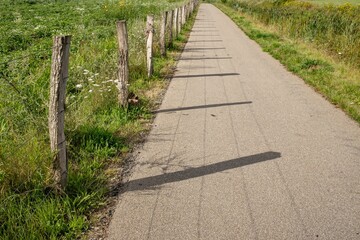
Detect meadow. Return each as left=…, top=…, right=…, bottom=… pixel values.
left=305, top=0, right=360, bottom=5
left=0, top=0, right=195, bottom=238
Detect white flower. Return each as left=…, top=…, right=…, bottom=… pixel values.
left=93, top=84, right=100, bottom=87
left=102, top=79, right=113, bottom=83
left=83, top=69, right=89, bottom=75
left=89, top=89, right=93, bottom=93
left=75, top=84, right=83, bottom=89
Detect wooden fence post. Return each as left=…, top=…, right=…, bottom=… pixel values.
left=174, top=8, right=178, bottom=38
left=116, top=20, right=129, bottom=108
left=49, top=35, right=71, bottom=190
left=160, top=12, right=168, bottom=57
left=177, top=7, right=182, bottom=35
left=146, top=15, right=154, bottom=77
left=186, top=3, right=189, bottom=20
left=182, top=5, right=186, bottom=25
left=168, top=10, right=174, bottom=45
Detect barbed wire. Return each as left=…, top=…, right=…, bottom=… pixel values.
left=0, top=47, right=53, bottom=66
left=0, top=75, right=47, bottom=127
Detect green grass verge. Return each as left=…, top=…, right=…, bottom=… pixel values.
left=214, top=2, right=360, bottom=123
left=304, top=0, right=360, bottom=5
left=0, top=0, right=198, bottom=238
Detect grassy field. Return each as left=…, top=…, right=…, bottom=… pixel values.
left=305, top=0, right=360, bottom=5
left=0, top=0, right=196, bottom=238
left=242, top=0, right=360, bottom=4
left=213, top=0, right=360, bottom=124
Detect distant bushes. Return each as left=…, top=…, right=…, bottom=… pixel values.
left=227, top=0, right=360, bottom=68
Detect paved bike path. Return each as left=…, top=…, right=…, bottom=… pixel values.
left=108, top=4, right=360, bottom=239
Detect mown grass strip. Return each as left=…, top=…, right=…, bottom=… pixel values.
left=214, top=2, right=360, bottom=124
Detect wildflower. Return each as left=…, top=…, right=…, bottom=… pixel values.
left=75, top=84, right=83, bottom=89
left=89, top=89, right=93, bottom=93
left=102, top=80, right=112, bottom=83
left=93, top=84, right=100, bottom=87
left=338, top=52, right=342, bottom=55
left=83, top=69, right=89, bottom=75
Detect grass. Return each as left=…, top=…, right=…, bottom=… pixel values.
left=0, top=0, right=197, bottom=238
left=212, top=0, right=360, bottom=124
left=304, top=0, right=360, bottom=5
left=238, top=0, right=360, bottom=4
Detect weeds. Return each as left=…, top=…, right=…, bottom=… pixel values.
left=0, top=0, right=196, bottom=238
left=223, top=0, right=360, bottom=69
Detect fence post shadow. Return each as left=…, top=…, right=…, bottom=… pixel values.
left=123, top=151, right=281, bottom=192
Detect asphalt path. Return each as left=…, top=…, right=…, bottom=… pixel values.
left=108, top=4, right=360, bottom=239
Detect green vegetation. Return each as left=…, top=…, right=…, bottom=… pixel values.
left=213, top=0, right=360, bottom=123
left=224, top=0, right=360, bottom=68
left=0, top=0, right=196, bottom=238
left=305, top=0, right=360, bottom=5
left=236, top=0, right=360, bottom=4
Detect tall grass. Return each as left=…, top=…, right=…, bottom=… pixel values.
left=0, top=0, right=194, bottom=238
left=223, top=0, right=360, bottom=69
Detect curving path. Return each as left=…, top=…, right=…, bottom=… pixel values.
left=108, top=4, right=360, bottom=239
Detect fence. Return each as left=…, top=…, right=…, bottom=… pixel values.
left=0, top=0, right=199, bottom=191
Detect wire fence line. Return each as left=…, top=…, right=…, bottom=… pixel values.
left=0, top=71, right=48, bottom=127
left=0, top=0, right=199, bottom=191
left=0, top=49, right=54, bottom=123
left=0, top=49, right=52, bottom=66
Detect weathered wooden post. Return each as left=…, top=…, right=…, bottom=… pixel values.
left=49, top=35, right=71, bottom=190
left=146, top=15, right=154, bottom=77
left=177, top=7, right=182, bottom=35
left=168, top=10, right=174, bottom=45
left=187, top=3, right=190, bottom=18
left=173, top=8, right=179, bottom=38
left=116, top=20, right=129, bottom=108
left=160, top=11, right=168, bottom=56
left=182, top=5, right=186, bottom=25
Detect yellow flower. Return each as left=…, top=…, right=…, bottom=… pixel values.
left=119, top=0, right=126, bottom=7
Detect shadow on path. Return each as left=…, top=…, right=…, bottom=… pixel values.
left=184, top=47, right=226, bottom=51
left=172, top=72, right=239, bottom=79
left=180, top=57, right=231, bottom=61
left=125, top=151, right=281, bottom=192
left=188, top=40, right=223, bottom=43
left=153, top=101, right=252, bottom=113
